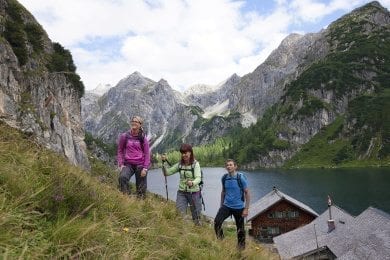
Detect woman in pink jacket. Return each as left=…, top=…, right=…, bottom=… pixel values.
left=117, top=116, right=150, bottom=199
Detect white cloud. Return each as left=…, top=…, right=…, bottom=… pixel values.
left=288, top=0, right=388, bottom=23
left=290, top=0, right=329, bottom=22
left=17, top=0, right=390, bottom=91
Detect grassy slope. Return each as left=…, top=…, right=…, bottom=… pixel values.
left=0, top=122, right=275, bottom=259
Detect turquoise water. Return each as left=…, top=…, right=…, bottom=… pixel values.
left=147, top=167, right=390, bottom=218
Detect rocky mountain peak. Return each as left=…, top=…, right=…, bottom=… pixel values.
left=89, top=83, right=112, bottom=96
left=217, top=73, right=241, bottom=88
left=262, top=33, right=306, bottom=68
left=116, top=71, right=155, bottom=90
left=354, top=0, right=388, bottom=14
left=157, top=78, right=169, bottom=85
left=330, top=1, right=389, bottom=29
left=150, top=79, right=174, bottom=96
left=184, top=84, right=214, bottom=96
left=279, top=33, right=303, bottom=48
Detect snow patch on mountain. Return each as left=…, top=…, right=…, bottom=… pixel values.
left=150, top=129, right=166, bottom=150
left=202, top=99, right=229, bottom=118
left=241, top=111, right=257, bottom=127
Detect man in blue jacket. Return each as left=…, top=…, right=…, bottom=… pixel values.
left=214, top=159, right=251, bottom=250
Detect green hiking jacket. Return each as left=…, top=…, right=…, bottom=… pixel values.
left=165, top=161, right=201, bottom=192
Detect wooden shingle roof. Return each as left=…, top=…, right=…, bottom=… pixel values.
left=247, top=188, right=319, bottom=222
left=274, top=206, right=390, bottom=259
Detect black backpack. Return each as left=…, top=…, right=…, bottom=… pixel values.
left=222, top=173, right=245, bottom=202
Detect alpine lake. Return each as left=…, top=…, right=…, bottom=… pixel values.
left=146, top=167, right=390, bottom=218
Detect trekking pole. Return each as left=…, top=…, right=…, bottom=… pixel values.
left=165, top=159, right=172, bottom=167
left=162, top=162, right=169, bottom=201
left=200, top=190, right=206, bottom=211
left=164, top=171, right=169, bottom=201
left=162, top=157, right=171, bottom=201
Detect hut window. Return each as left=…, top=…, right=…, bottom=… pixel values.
left=275, top=211, right=285, bottom=218
left=288, top=211, right=299, bottom=218
left=267, top=226, right=280, bottom=235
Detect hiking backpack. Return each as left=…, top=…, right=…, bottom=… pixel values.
left=121, top=129, right=146, bottom=152
left=178, top=160, right=204, bottom=186
left=178, top=160, right=205, bottom=209
left=222, top=173, right=245, bottom=202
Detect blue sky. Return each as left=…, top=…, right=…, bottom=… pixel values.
left=18, top=0, right=390, bottom=91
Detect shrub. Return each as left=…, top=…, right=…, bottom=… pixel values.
left=6, top=0, right=24, bottom=23
left=24, top=23, right=44, bottom=53
left=2, top=1, right=29, bottom=65
left=332, top=145, right=355, bottom=164
left=4, top=20, right=28, bottom=65
left=47, top=42, right=85, bottom=97
left=296, top=98, right=326, bottom=118
left=48, top=43, right=76, bottom=72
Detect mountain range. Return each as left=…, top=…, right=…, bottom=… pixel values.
left=0, top=0, right=387, bottom=169
left=82, top=1, right=389, bottom=168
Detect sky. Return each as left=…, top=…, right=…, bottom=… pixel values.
left=18, top=0, right=390, bottom=91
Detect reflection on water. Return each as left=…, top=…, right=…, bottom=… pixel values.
left=147, top=167, right=390, bottom=218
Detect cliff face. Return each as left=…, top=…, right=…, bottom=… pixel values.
left=240, top=1, right=390, bottom=168
left=232, top=32, right=330, bottom=120
left=0, top=0, right=89, bottom=169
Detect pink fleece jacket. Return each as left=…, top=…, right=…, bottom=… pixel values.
left=117, top=132, right=150, bottom=169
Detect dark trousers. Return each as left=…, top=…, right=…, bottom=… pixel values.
left=214, top=205, right=246, bottom=249
left=119, top=164, right=147, bottom=199
left=176, top=190, right=202, bottom=225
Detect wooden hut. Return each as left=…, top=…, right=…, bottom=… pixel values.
left=247, top=187, right=318, bottom=242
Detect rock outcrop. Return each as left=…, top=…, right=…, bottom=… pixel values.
left=0, top=0, right=89, bottom=169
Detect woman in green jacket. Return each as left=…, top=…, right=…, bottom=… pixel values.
left=162, top=144, right=202, bottom=225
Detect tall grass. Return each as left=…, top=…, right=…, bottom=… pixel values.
left=0, top=122, right=275, bottom=259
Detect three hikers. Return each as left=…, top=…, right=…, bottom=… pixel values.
left=161, top=144, right=203, bottom=225
left=214, top=159, right=251, bottom=250
left=117, top=116, right=150, bottom=199
left=117, top=121, right=251, bottom=249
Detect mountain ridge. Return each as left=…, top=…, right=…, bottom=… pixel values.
left=82, top=1, right=389, bottom=168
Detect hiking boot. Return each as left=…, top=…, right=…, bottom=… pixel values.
left=237, top=243, right=245, bottom=251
